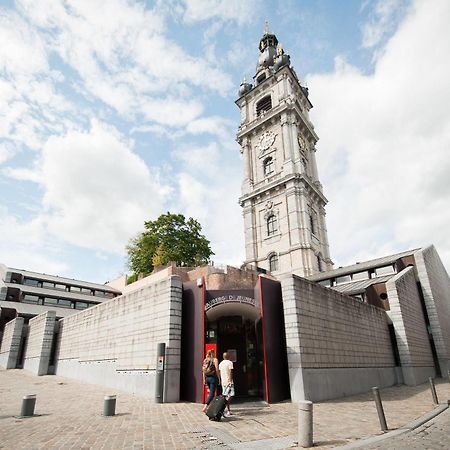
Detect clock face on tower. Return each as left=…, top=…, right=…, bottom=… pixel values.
left=257, top=131, right=277, bottom=156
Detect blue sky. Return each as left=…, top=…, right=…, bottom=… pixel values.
left=1, top=0, right=449, bottom=283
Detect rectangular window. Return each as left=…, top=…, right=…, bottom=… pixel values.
left=44, top=297, right=58, bottom=305
left=42, top=281, right=55, bottom=289
left=336, top=275, right=352, bottom=285
left=318, top=279, right=331, bottom=287
left=75, top=302, right=89, bottom=310
left=54, top=283, right=66, bottom=291
left=81, top=288, right=92, bottom=295
left=23, top=294, right=39, bottom=304
left=375, top=265, right=395, bottom=276
left=23, top=278, right=40, bottom=287
left=352, top=271, right=369, bottom=281
left=267, top=215, right=278, bottom=236
left=58, top=299, right=72, bottom=308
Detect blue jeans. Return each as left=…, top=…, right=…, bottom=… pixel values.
left=205, top=375, right=217, bottom=405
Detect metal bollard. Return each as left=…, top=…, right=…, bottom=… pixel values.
left=429, top=377, right=439, bottom=405
left=447, top=370, right=450, bottom=383
left=372, top=387, right=388, bottom=432
left=103, top=395, right=116, bottom=416
left=298, top=400, right=313, bottom=448
left=21, top=394, right=37, bottom=417
left=155, top=342, right=166, bottom=403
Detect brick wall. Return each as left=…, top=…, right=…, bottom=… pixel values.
left=55, top=275, right=183, bottom=401
left=23, top=311, right=56, bottom=376
left=386, top=267, right=435, bottom=384
left=0, top=317, right=24, bottom=369
left=282, top=274, right=397, bottom=401
left=414, top=245, right=450, bottom=375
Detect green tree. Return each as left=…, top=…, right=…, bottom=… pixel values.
left=126, top=213, right=214, bottom=276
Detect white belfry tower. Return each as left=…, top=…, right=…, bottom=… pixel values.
left=236, top=28, right=333, bottom=276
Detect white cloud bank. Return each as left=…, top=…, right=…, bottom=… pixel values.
left=12, top=120, right=168, bottom=253
left=309, top=0, right=450, bottom=269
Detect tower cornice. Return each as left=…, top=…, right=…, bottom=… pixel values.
left=238, top=173, right=328, bottom=206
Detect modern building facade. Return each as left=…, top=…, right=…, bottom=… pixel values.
left=237, top=28, right=332, bottom=277
left=0, top=264, right=121, bottom=343
left=1, top=30, right=450, bottom=405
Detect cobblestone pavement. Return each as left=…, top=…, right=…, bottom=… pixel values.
left=364, top=408, right=450, bottom=450
left=0, top=369, right=449, bottom=450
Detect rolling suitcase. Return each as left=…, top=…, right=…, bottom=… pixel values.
left=205, top=395, right=227, bottom=421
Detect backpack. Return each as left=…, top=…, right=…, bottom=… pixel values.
left=202, top=357, right=216, bottom=376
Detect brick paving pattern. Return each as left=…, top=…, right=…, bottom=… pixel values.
left=365, top=408, right=450, bottom=450
left=0, top=369, right=449, bottom=449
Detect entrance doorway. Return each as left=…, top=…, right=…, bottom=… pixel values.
left=205, top=314, right=264, bottom=399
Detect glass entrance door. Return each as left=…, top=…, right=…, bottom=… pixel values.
left=205, top=315, right=264, bottom=399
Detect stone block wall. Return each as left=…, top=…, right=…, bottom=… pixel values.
left=54, top=275, right=183, bottom=401
left=386, top=267, right=435, bottom=384
left=23, top=311, right=56, bottom=375
left=414, top=245, right=450, bottom=376
left=0, top=317, right=24, bottom=369
left=281, top=274, right=396, bottom=402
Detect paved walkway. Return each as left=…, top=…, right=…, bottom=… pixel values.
left=363, top=408, right=450, bottom=449
left=0, top=369, right=449, bottom=449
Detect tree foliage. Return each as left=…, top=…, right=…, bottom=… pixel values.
left=126, top=213, right=214, bottom=276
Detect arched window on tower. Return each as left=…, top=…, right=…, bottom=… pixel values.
left=267, top=214, right=277, bottom=236
left=256, top=95, right=272, bottom=116
left=269, top=254, right=279, bottom=272
left=316, top=254, right=322, bottom=272
left=263, top=157, right=274, bottom=176
left=310, top=210, right=318, bottom=236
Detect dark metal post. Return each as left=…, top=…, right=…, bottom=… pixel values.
left=103, top=395, right=116, bottom=416
left=155, top=342, right=166, bottom=403
left=372, top=387, right=388, bottom=431
left=21, top=394, right=36, bottom=417
left=429, top=377, right=439, bottom=404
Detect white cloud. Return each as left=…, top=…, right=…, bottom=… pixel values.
left=309, top=0, right=450, bottom=270
left=0, top=9, right=74, bottom=153
left=171, top=141, right=244, bottom=265
left=185, top=116, right=235, bottom=147
left=180, top=0, right=257, bottom=24
left=17, top=0, right=234, bottom=116
left=32, top=120, right=169, bottom=253
left=0, top=205, right=69, bottom=274
left=361, top=0, right=408, bottom=48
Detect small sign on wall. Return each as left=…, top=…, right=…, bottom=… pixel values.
left=157, top=356, right=164, bottom=371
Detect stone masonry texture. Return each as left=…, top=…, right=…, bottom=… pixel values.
left=23, top=310, right=56, bottom=375
left=386, top=267, right=434, bottom=384
left=283, top=275, right=395, bottom=369
left=414, top=246, right=450, bottom=375
left=54, top=275, right=183, bottom=400
left=0, top=316, right=24, bottom=369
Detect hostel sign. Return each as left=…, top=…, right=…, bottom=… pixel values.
left=205, top=294, right=257, bottom=311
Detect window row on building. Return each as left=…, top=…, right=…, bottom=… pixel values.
left=18, top=277, right=115, bottom=298
left=20, top=293, right=94, bottom=310
left=318, top=264, right=397, bottom=288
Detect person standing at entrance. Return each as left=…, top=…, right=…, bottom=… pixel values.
left=202, top=349, right=219, bottom=413
left=219, top=352, right=234, bottom=417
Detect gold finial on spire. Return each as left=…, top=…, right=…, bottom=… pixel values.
left=264, top=20, right=270, bottom=34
